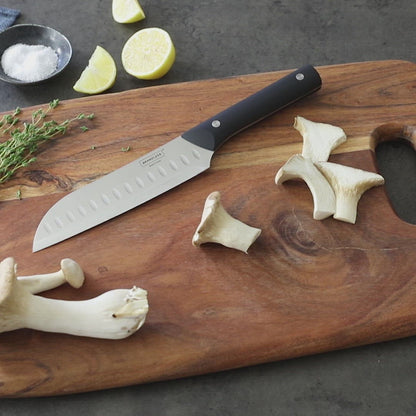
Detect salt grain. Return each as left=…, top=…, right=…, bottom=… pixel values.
left=1, top=43, right=58, bottom=82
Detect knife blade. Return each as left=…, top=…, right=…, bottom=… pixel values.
left=33, top=65, right=322, bottom=252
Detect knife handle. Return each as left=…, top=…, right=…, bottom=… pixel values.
left=182, top=64, right=322, bottom=152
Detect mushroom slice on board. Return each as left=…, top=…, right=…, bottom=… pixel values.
left=294, top=116, right=347, bottom=162
left=275, top=154, right=336, bottom=220
left=192, top=191, right=261, bottom=253
left=316, top=161, right=385, bottom=224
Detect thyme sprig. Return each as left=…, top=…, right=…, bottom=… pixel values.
left=0, top=99, right=94, bottom=184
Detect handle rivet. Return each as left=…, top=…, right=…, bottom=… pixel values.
left=296, top=73, right=305, bottom=81
left=211, top=120, right=221, bottom=128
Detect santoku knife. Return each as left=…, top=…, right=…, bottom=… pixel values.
left=33, top=65, right=322, bottom=251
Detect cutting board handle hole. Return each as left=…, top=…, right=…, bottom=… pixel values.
left=372, top=123, right=416, bottom=224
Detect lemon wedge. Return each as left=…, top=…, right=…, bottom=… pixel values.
left=73, top=46, right=117, bottom=94
left=112, top=0, right=145, bottom=24
left=121, top=28, right=175, bottom=80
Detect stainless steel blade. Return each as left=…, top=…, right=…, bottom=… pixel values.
left=33, top=136, right=213, bottom=251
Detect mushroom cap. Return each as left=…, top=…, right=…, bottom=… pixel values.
left=0, top=257, right=16, bottom=305
left=295, top=116, right=347, bottom=162
left=60, top=258, right=85, bottom=289
left=316, top=161, right=385, bottom=195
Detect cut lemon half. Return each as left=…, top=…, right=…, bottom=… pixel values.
left=121, top=28, right=175, bottom=80
left=112, top=0, right=145, bottom=24
left=73, top=46, right=116, bottom=94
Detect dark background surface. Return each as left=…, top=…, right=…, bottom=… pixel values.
left=1, top=1, right=416, bottom=414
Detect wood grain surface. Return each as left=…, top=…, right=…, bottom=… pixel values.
left=0, top=60, right=416, bottom=397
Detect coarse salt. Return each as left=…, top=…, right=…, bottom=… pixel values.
left=1, top=43, right=58, bottom=82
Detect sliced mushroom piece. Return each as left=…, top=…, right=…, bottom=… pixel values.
left=192, top=191, right=261, bottom=253
left=316, top=161, right=385, bottom=224
left=275, top=154, right=336, bottom=220
left=17, top=258, right=85, bottom=294
left=294, top=116, right=347, bottom=162
left=0, top=257, right=148, bottom=339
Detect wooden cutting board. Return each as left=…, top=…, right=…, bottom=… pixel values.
left=1, top=60, right=416, bottom=398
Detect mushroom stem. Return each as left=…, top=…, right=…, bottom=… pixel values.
left=275, top=154, right=335, bottom=220
left=17, top=258, right=85, bottom=294
left=331, top=191, right=361, bottom=225
left=316, top=161, right=385, bottom=224
left=0, top=258, right=148, bottom=339
left=192, top=191, right=261, bottom=253
left=22, top=288, right=148, bottom=339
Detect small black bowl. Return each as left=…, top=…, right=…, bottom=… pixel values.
left=0, top=24, right=72, bottom=85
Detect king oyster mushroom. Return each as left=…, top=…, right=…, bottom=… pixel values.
left=316, top=161, right=385, bottom=224
left=275, top=117, right=346, bottom=220
left=192, top=191, right=261, bottom=253
left=294, top=116, right=347, bottom=162
left=17, top=258, right=85, bottom=294
left=276, top=117, right=384, bottom=223
left=275, top=154, right=336, bottom=220
left=0, top=257, right=148, bottom=339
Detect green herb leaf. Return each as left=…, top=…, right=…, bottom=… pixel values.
left=0, top=101, right=94, bottom=184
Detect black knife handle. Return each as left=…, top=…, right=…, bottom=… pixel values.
left=182, top=64, right=322, bottom=152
